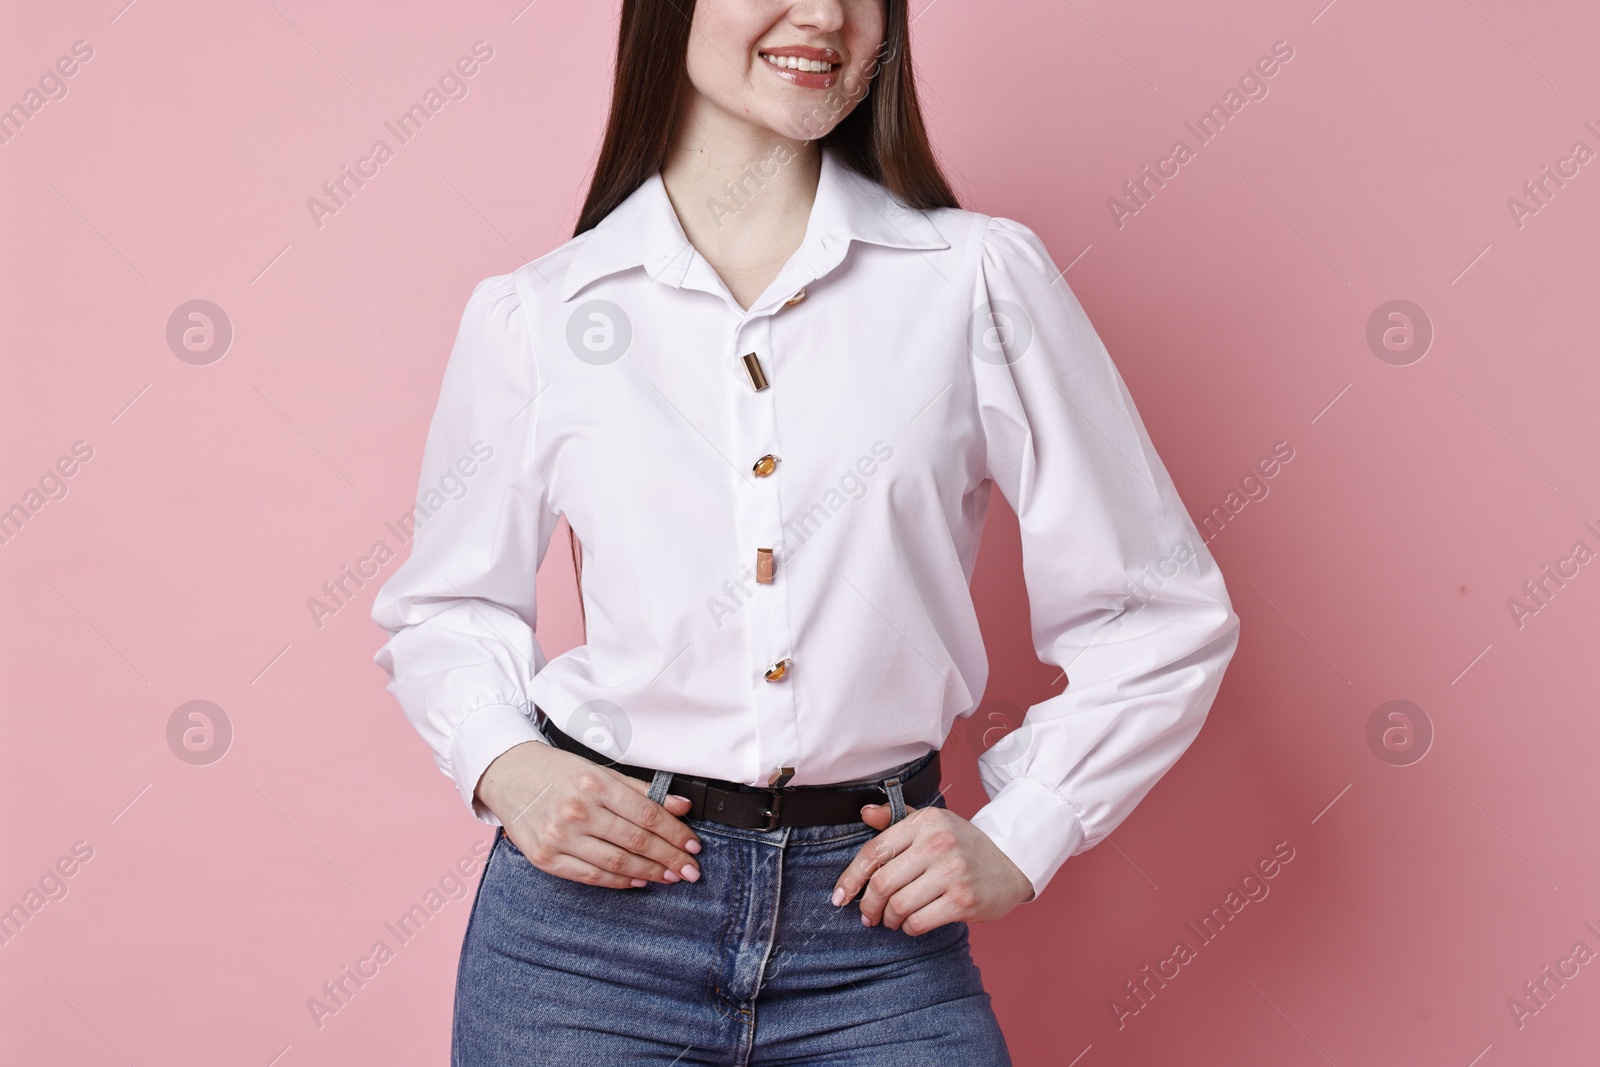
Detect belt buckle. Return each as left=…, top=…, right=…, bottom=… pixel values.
left=758, top=790, right=783, bottom=831
left=758, top=765, right=796, bottom=830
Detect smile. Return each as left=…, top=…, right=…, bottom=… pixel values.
left=759, top=52, right=839, bottom=74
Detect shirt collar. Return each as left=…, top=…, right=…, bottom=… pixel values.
left=558, top=145, right=950, bottom=304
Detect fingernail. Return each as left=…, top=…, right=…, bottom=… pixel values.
left=831, top=887, right=845, bottom=907
left=685, top=839, right=702, bottom=854
left=663, top=868, right=681, bottom=883
left=629, top=878, right=647, bottom=887
left=861, top=913, right=871, bottom=926
left=680, top=864, right=700, bottom=883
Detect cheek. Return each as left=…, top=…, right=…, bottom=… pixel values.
left=686, top=35, right=747, bottom=104
left=847, top=1, right=888, bottom=59
left=684, top=6, right=761, bottom=101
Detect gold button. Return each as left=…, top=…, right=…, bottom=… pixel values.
left=752, top=454, right=779, bottom=477
left=783, top=288, right=807, bottom=308
left=740, top=352, right=769, bottom=391
left=756, top=548, right=774, bottom=584
left=763, top=658, right=791, bottom=682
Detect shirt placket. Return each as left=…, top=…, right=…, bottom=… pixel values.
left=727, top=295, right=806, bottom=788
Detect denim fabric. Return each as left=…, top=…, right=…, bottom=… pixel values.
left=453, top=795, right=1013, bottom=1065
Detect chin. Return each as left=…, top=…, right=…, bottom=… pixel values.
left=763, top=105, right=849, bottom=143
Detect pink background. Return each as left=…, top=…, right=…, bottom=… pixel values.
left=4, top=1, right=1598, bottom=1063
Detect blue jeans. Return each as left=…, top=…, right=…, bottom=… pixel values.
left=453, top=794, right=1013, bottom=1065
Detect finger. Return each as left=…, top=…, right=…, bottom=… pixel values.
left=612, top=776, right=703, bottom=856
left=894, top=892, right=965, bottom=937
left=832, top=822, right=915, bottom=909
left=614, top=773, right=693, bottom=813
left=618, top=776, right=696, bottom=819
left=590, top=807, right=702, bottom=883
left=859, top=799, right=934, bottom=832
left=858, top=849, right=931, bottom=926
left=509, top=827, right=645, bottom=889
left=879, top=870, right=946, bottom=931
left=569, top=832, right=692, bottom=886
left=540, top=851, right=650, bottom=891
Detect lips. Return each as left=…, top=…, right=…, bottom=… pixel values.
left=758, top=46, right=843, bottom=89
left=760, top=53, right=838, bottom=74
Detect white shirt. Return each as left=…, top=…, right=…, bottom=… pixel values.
left=370, top=146, right=1240, bottom=901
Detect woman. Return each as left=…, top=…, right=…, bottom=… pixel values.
left=371, top=0, right=1239, bottom=1062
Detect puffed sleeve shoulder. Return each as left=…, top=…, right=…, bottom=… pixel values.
left=370, top=272, right=561, bottom=824
left=965, top=216, right=1241, bottom=901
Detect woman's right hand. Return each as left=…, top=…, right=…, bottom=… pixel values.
left=474, top=740, right=703, bottom=889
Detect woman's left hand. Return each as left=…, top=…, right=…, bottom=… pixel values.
left=831, top=801, right=1036, bottom=934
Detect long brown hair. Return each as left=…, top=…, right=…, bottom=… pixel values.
left=567, top=0, right=959, bottom=630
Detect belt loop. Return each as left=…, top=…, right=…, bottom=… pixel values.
left=647, top=768, right=675, bottom=806
left=883, top=775, right=907, bottom=825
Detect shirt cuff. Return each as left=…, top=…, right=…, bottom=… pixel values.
left=447, top=703, right=550, bottom=824
left=968, top=775, right=1091, bottom=903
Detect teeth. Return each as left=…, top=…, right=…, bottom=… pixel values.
left=762, top=53, right=836, bottom=74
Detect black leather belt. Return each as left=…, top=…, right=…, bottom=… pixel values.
left=534, top=708, right=941, bottom=831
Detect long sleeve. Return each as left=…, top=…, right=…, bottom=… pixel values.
left=370, top=272, right=560, bottom=825
left=965, top=216, right=1241, bottom=902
